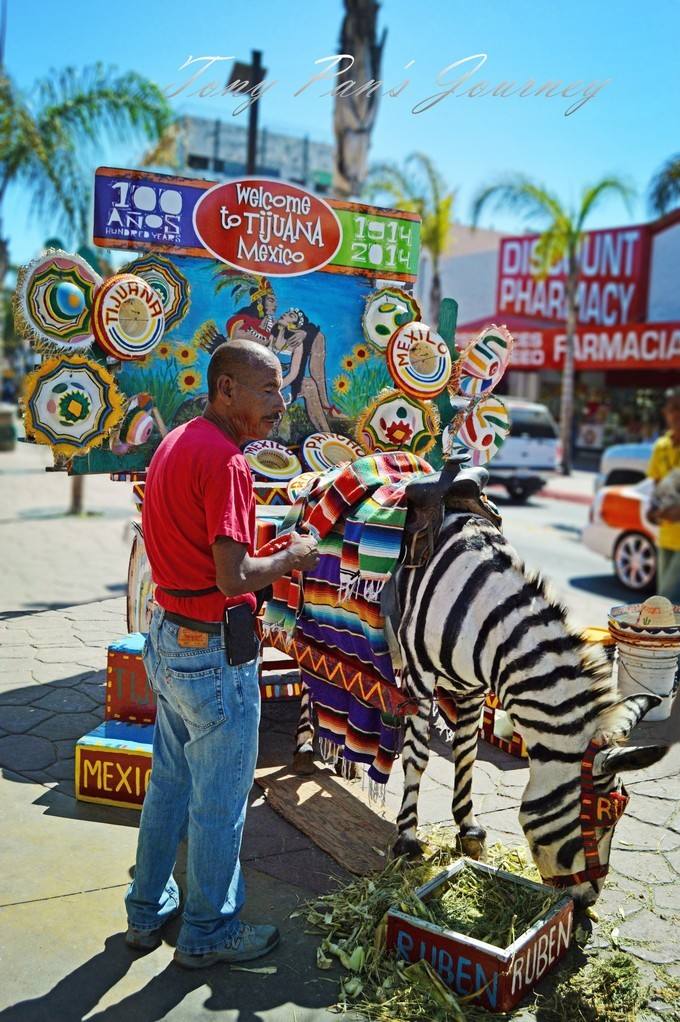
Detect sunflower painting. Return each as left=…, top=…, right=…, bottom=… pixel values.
left=331, top=352, right=391, bottom=419
left=174, top=344, right=196, bottom=365
left=178, top=368, right=202, bottom=393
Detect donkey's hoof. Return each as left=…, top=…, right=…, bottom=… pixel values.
left=292, top=750, right=316, bottom=775
left=392, top=835, right=424, bottom=861
left=456, top=826, right=487, bottom=860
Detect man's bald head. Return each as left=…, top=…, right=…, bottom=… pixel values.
left=207, top=340, right=280, bottom=400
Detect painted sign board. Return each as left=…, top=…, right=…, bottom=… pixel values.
left=496, top=225, right=651, bottom=328
left=66, top=167, right=421, bottom=475
left=457, top=320, right=680, bottom=372
left=105, top=632, right=156, bottom=724
left=75, top=720, right=153, bottom=809
left=386, top=859, right=573, bottom=1012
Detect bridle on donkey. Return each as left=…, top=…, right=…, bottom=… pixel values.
left=540, top=738, right=630, bottom=889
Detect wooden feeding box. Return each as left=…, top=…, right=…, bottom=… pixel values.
left=479, top=693, right=528, bottom=759
left=386, top=859, right=573, bottom=1012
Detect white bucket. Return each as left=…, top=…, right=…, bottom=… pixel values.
left=609, top=604, right=680, bottom=721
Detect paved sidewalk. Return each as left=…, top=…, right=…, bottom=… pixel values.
left=1, top=598, right=679, bottom=1020
left=539, top=469, right=596, bottom=505
left=0, top=438, right=133, bottom=618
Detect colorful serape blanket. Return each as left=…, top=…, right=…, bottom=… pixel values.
left=261, top=452, right=433, bottom=787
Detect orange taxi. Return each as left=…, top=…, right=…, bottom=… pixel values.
left=582, top=478, right=658, bottom=590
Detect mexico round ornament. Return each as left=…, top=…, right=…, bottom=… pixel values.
left=456, top=325, right=514, bottom=398
left=123, top=254, right=191, bottom=334
left=356, top=389, right=439, bottom=456
left=452, top=395, right=510, bottom=464
left=92, top=273, right=166, bottom=360
left=361, top=287, right=421, bottom=352
left=302, top=432, right=366, bottom=473
left=22, top=354, right=125, bottom=458
left=288, top=471, right=317, bottom=501
left=386, top=321, right=451, bottom=399
left=243, top=440, right=302, bottom=481
left=14, top=250, right=101, bottom=351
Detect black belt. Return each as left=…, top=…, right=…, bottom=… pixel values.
left=163, top=611, right=222, bottom=634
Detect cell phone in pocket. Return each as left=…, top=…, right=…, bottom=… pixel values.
left=224, top=603, right=260, bottom=666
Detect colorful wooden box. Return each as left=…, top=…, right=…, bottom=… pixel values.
left=386, top=859, right=573, bottom=1012
left=260, top=668, right=303, bottom=701
left=106, top=632, right=156, bottom=724
left=479, top=692, right=528, bottom=759
left=75, top=720, right=154, bottom=809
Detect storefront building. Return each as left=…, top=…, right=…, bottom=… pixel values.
left=456, top=209, right=680, bottom=450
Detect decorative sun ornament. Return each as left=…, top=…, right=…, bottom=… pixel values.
left=361, top=287, right=421, bottom=352
left=22, top=355, right=125, bottom=457
left=243, top=440, right=302, bottom=481
left=302, top=433, right=366, bottom=473
left=122, top=254, right=191, bottom=334
left=92, top=273, right=166, bottom=360
left=355, top=389, right=439, bottom=456
left=386, top=321, right=452, bottom=399
left=14, top=251, right=102, bottom=351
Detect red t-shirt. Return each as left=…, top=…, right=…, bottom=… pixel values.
left=143, top=417, right=256, bottom=621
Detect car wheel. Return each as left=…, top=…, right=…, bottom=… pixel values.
left=613, top=532, right=657, bottom=591
left=506, top=481, right=529, bottom=504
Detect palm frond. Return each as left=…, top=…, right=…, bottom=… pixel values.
left=471, top=176, right=564, bottom=228
left=648, top=154, right=680, bottom=216
left=576, top=177, right=634, bottom=232
left=406, top=152, right=446, bottom=211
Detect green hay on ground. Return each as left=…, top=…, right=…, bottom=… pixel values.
left=538, top=951, right=648, bottom=1022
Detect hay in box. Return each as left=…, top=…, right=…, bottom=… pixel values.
left=386, top=859, right=573, bottom=1012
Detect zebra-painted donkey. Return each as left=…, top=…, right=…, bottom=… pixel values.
left=294, top=469, right=668, bottom=906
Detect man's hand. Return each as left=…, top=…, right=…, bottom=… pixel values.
left=660, top=504, right=680, bottom=523
left=287, top=532, right=319, bottom=571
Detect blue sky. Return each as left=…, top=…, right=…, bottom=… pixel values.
left=3, top=0, right=679, bottom=266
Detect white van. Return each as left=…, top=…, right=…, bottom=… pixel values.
left=486, top=398, right=561, bottom=503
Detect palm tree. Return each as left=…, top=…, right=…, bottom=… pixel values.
left=332, top=0, right=387, bottom=200
left=365, top=153, right=454, bottom=323
left=648, top=154, right=680, bottom=216
left=471, top=176, right=633, bottom=475
left=1, top=29, right=171, bottom=514
left=0, top=62, right=171, bottom=287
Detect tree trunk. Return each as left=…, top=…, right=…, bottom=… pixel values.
left=559, top=268, right=578, bottom=475
left=69, top=474, right=84, bottom=515
left=332, top=0, right=386, bottom=199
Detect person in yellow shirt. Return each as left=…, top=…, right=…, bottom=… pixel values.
left=647, top=387, right=680, bottom=603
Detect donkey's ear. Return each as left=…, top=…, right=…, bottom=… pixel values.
left=592, top=694, right=661, bottom=746
left=594, top=743, right=669, bottom=775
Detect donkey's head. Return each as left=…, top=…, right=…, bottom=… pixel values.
left=519, top=693, right=668, bottom=906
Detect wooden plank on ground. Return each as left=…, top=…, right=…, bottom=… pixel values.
left=254, top=764, right=395, bottom=875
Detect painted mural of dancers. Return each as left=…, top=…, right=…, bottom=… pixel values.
left=272, top=308, right=332, bottom=432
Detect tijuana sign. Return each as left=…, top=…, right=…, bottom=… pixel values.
left=193, top=178, right=342, bottom=276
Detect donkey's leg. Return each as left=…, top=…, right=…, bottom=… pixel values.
left=451, top=693, right=487, bottom=858
left=292, top=682, right=316, bottom=775
left=393, top=699, right=431, bottom=860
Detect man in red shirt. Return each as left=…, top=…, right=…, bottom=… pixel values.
left=125, top=339, right=318, bottom=969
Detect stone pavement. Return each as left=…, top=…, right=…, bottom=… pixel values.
left=1, top=596, right=679, bottom=1020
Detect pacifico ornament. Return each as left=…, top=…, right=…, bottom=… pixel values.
left=123, top=254, right=191, bottom=334
left=302, top=432, right=366, bottom=473
left=243, top=440, right=302, bottom=481
left=361, top=287, right=421, bottom=352
left=356, top=389, right=439, bottom=456
left=14, top=251, right=102, bottom=351
left=92, top=273, right=166, bottom=360
left=22, top=354, right=125, bottom=457
left=386, top=321, right=452, bottom=399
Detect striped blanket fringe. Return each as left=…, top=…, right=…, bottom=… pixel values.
left=262, top=453, right=434, bottom=792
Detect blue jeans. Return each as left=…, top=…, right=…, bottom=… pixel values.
left=125, top=607, right=261, bottom=954
left=658, top=547, right=680, bottom=604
